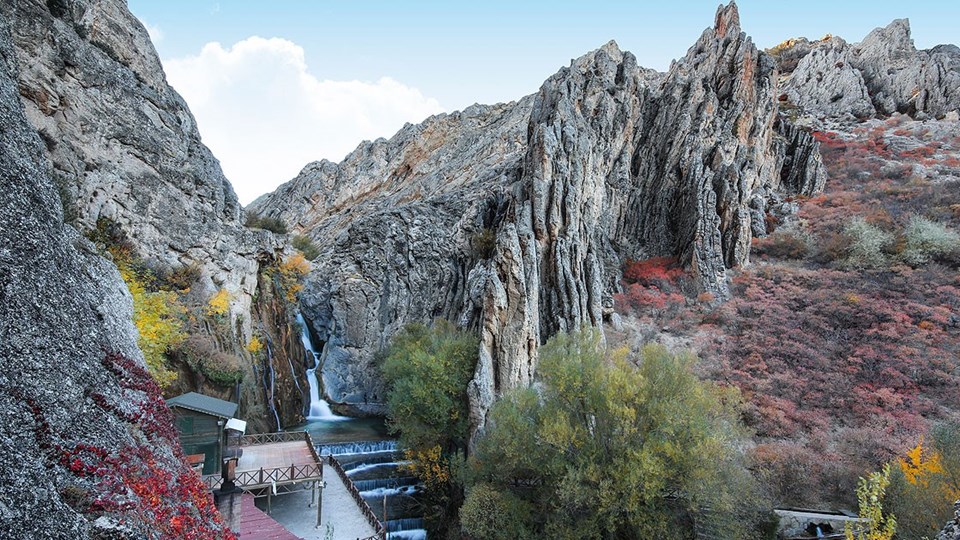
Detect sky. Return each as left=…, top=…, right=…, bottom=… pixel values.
left=128, top=1, right=960, bottom=204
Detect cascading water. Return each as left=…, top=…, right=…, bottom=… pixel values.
left=297, top=312, right=345, bottom=420
left=321, top=441, right=426, bottom=539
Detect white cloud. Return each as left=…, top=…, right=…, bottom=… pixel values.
left=162, top=37, right=445, bottom=204
left=144, top=22, right=163, bottom=45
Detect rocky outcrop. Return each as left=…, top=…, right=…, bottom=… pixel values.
left=0, top=16, right=229, bottom=537
left=252, top=100, right=535, bottom=414
left=939, top=501, right=960, bottom=540
left=783, top=37, right=876, bottom=120
left=251, top=2, right=826, bottom=431
left=775, top=19, right=960, bottom=120
left=3, top=0, right=307, bottom=429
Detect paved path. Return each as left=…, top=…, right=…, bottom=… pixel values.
left=263, top=463, right=377, bottom=540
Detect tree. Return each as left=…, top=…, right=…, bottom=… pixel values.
left=460, top=483, right=532, bottom=540
left=468, top=329, right=767, bottom=539
left=380, top=321, right=478, bottom=535
left=845, top=464, right=896, bottom=540
left=381, top=321, right=478, bottom=452
left=887, top=423, right=960, bottom=539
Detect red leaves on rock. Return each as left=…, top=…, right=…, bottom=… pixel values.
left=25, top=353, right=236, bottom=539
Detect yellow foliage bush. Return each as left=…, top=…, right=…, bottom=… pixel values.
left=272, top=253, right=311, bottom=302
left=118, top=260, right=184, bottom=388
left=205, top=288, right=231, bottom=317
left=246, top=335, right=264, bottom=355
left=402, top=445, right=450, bottom=492
left=899, top=437, right=944, bottom=487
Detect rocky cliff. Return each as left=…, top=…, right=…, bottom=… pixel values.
left=775, top=19, right=960, bottom=120
left=0, top=14, right=230, bottom=537
left=249, top=3, right=827, bottom=433
left=3, top=0, right=309, bottom=431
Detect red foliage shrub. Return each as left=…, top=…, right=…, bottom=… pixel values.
left=614, top=257, right=688, bottom=318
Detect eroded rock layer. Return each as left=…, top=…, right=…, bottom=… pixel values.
left=251, top=3, right=827, bottom=431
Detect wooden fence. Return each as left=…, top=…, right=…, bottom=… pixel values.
left=201, top=431, right=323, bottom=491
left=327, top=454, right=387, bottom=540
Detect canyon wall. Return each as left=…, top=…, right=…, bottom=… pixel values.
left=250, top=3, right=826, bottom=433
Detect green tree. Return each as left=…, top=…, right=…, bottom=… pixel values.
left=460, top=483, right=533, bottom=540
left=381, top=321, right=478, bottom=451
left=380, top=321, right=478, bottom=536
left=468, top=329, right=767, bottom=539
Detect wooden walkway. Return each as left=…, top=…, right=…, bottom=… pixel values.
left=205, top=432, right=381, bottom=539
left=264, top=463, right=378, bottom=540
left=238, top=493, right=300, bottom=539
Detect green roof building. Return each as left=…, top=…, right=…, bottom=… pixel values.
left=167, top=392, right=239, bottom=475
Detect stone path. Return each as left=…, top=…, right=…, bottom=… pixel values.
left=263, top=463, right=376, bottom=540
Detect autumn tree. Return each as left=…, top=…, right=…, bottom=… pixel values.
left=466, top=329, right=767, bottom=539
left=845, top=464, right=896, bottom=540
left=887, top=423, right=960, bottom=539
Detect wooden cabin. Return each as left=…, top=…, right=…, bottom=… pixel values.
left=167, top=392, right=239, bottom=475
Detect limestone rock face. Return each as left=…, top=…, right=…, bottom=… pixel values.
left=252, top=101, right=534, bottom=414
left=3, top=0, right=306, bottom=429
left=776, top=19, right=960, bottom=119
left=0, top=17, right=228, bottom=537
left=250, top=3, right=826, bottom=430
left=783, top=37, right=876, bottom=120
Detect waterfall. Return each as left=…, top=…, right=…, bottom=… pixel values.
left=353, top=477, right=418, bottom=492
left=264, top=338, right=282, bottom=431
left=346, top=460, right=412, bottom=477
left=317, top=440, right=398, bottom=456
left=386, top=518, right=425, bottom=533
left=296, top=313, right=345, bottom=420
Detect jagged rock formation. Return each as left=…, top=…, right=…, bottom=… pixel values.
left=250, top=3, right=826, bottom=432
left=940, top=501, right=960, bottom=540
left=3, top=0, right=308, bottom=430
left=0, top=16, right=229, bottom=537
left=783, top=37, right=876, bottom=120
left=774, top=19, right=960, bottom=120
left=252, top=100, right=535, bottom=414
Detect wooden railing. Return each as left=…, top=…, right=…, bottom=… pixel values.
left=239, top=431, right=307, bottom=446
left=328, top=454, right=387, bottom=540
left=201, top=431, right=324, bottom=491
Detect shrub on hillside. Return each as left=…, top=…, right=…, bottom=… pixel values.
left=900, top=215, right=960, bottom=266
left=842, top=217, right=893, bottom=269
left=161, top=262, right=202, bottom=291
left=291, top=235, right=320, bottom=260
left=752, top=230, right=809, bottom=260
left=244, top=215, right=288, bottom=234
left=174, top=335, right=244, bottom=387
left=471, top=228, right=497, bottom=259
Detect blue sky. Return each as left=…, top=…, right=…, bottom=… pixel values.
left=128, top=1, right=960, bottom=203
